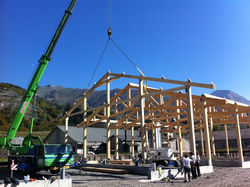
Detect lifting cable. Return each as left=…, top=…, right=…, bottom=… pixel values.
left=87, top=39, right=110, bottom=88
left=87, top=0, right=148, bottom=94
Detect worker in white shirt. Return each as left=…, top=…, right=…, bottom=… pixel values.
left=182, top=154, right=191, bottom=182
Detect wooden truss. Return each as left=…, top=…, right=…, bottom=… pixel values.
left=62, top=72, right=250, bottom=164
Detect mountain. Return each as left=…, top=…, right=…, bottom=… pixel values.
left=0, top=83, right=64, bottom=131
left=210, top=90, right=250, bottom=105
left=37, top=86, right=135, bottom=107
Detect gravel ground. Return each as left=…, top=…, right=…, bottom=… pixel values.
left=1, top=166, right=250, bottom=186
left=68, top=167, right=250, bottom=187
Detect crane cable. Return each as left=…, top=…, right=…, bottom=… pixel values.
left=87, top=0, right=148, bottom=94
left=87, top=39, right=110, bottom=89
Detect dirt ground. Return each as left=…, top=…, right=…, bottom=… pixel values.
left=1, top=166, right=250, bottom=187
left=68, top=167, right=250, bottom=187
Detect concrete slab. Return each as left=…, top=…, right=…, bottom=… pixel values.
left=142, top=165, right=213, bottom=182
left=242, top=161, right=250, bottom=168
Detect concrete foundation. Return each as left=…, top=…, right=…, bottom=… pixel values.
left=212, top=159, right=250, bottom=168
left=81, top=163, right=151, bottom=175
left=145, top=166, right=213, bottom=182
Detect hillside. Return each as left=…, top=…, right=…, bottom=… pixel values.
left=0, top=83, right=64, bottom=131
left=38, top=85, right=135, bottom=107
left=2, top=83, right=249, bottom=132
left=210, top=90, right=250, bottom=105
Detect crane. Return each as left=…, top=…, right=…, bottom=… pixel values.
left=0, top=0, right=77, bottom=174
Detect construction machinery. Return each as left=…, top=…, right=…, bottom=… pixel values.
left=0, top=0, right=77, bottom=174
left=147, top=147, right=180, bottom=167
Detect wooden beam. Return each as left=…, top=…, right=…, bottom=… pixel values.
left=176, top=99, right=183, bottom=159
left=61, top=73, right=108, bottom=120
left=200, top=128, right=204, bottom=155
left=202, top=102, right=212, bottom=166
left=235, top=108, right=244, bottom=162
left=209, top=107, right=216, bottom=159
left=65, top=117, right=69, bottom=144
left=108, top=73, right=215, bottom=89
left=115, top=98, right=119, bottom=160
left=139, top=78, right=147, bottom=162
left=83, top=96, right=87, bottom=159
left=106, top=75, right=111, bottom=160
left=224, top=124, right=229, bottom=156
left=186, top=86, right=196, bottom=156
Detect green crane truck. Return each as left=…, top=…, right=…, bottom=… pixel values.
left=0, top=0, right=77, bottom=174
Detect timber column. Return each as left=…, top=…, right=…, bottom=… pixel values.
left=115, top=97, right=119, bottom=160
left=139, top=78, right=147, bottom=162
left=186, top=86, right=196, bottom=156
left=224, top=124, right=229, bottom=156
left=83, top=95, right=87, bottom=159
left=235, top=108, right=244, bottom=162
left=209, top=107, right=216, bottom=159
left=65, top=117, right=69, bottom=144
left=128, top=88, right=135, bottom=157
left=199, top=127, right=205, bottom=155
left=106, top=75, right=111, bottom=159
left=176, top=99, right=183, bottom=158
left=202, top=99, right=212, bottom=166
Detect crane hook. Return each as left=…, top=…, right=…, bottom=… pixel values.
left=108, top=27, right=112, bottom=40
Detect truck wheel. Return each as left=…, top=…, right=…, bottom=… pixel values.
left=156, top=160, right=168, bottom=167
left=174, top=160, right=181, bottom=167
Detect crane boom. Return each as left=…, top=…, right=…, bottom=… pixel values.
left=0, top=0, right=77, bottom=148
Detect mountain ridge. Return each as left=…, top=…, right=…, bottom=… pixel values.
left=210, top=90, right=250, bottom=105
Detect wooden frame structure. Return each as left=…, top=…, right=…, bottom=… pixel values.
left=61, top=72, right=250, bottom=164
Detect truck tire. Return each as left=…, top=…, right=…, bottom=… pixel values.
left=155, top=160, right=168, bottom=167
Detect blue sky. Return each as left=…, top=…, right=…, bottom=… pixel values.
left=1, top=0, right=250, bottom=99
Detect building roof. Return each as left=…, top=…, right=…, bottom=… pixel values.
left=195, top=128, right=250, bottom=141
left=49, top=126, right=141, bottom=143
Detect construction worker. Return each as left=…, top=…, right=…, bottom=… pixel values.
left=190, top=152, right=197, bottom=179
left=195, top=152, right=201, bottom=177
left=182, top=154, right=191, bottom=183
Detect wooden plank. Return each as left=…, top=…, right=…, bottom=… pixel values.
left=81, top=166, right=129, bottom=174
left=108, top=160, right=134, bottom=165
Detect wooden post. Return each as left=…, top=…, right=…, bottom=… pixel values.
left=127, top=88, right=134, bottom=157
left=186, top=86, right=196, bottom=156
left=224, top=124, right=229, bottom=156
left=200, top=128, right=205, bottom=155
left=131, top=127, right=135, bottom=157
left=176, top=100, right=183, bottom=158
left=115, top=97, right=119, bottom=160
left=209, top=107, right=216, bottom=159
left=235, top=109, right=244, bottom=162
left=65, top=117, right=69, bottom=144
left=145, top=130, right=149, bottom=149
left=202, top=101, right=212, bottom=166
left=139, top=78, right=147, bottom=162
left=152, top=128, right=156, bottom=149
left=115, top=128, right=119, bottom=160
left=106, top=75, right=111, bottom=160
left=83, top=95, right=87, bottom=159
